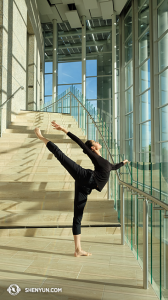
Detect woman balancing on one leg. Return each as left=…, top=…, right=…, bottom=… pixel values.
left=34, top=123, right=130, bottom=257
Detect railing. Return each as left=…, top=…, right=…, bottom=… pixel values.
left=0, top=86, right=24, bottom=137
left=40, top=87, right=167, bottom=297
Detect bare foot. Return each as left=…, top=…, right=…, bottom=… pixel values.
left=74, top=249, right=92, bottom=257
left=34, top=127, right=43, bottom=139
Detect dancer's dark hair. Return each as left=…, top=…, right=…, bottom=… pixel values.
left=83, top=140, right=94, bottom=154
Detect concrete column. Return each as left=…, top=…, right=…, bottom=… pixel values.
left=112, top=13, right=117, bottom=143
left=52, top=19, right=58, bottom=111
left=27, top=34, right=39, bottom=111
left=82, top=15, right=86, bottom=130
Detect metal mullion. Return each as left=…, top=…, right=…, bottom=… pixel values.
left=124, top=84, right=133, bottom=92
left=137, top=56, right=150, bottom=69
left=125, top=111, right=133, bottom=116
left=138, top=25, right=150, bottom=41
left=124, top=6, right=132, bottom=20
left=157, top=103, right=168, bottom=109
left=157, top=66, right=168, bottom=76
left=86, top=75, right=112, bottom=78
left=157, top=0, right=166, bottom=8
left=157, top=140, right=168, bottom=144
left=125, top=32, right=132, bottom=44
left=125, top=58, right=133, bottom=68
left=138, top=0, right=148, bottom=12
left=58, top=83, right=82, bottom=86
left=139, top=119, right=151, bottom=125
left=156, top=29, right=168, bottom=43
left=125, top=138, right=133, bottom=141
left=137, top=87, right=150, bottom=97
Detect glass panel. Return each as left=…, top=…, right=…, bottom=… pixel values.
left=152, top=208, right=161, bottom=299
left=125, top=36, right=132, bottom=63
left=161, top=142, right=168, bottom=162
left=159, top=69, right=168, bottom=106
left=158, top=34, right=168, bottom=72
left=140, top=121, right=151, bottom=152
left=45, top=74, right=52, bottom=96
left=126, top=113, right=133, bottom=139
left=138, top=0, right=146, bottom=8
left=160, top=105, right=168, bottom=141
left=139, top=31, right=150, bottom=64
left=138, top=0, right=149, bottom=37
left=157, top=0, right=162, bottom=4
left=158, top=0, right=168, bottom=38
left=97, top=53, right=112, bottom=76
left=140, top=152, right=151, bottom=162
left=137, top=197, right=143, bottom=268
left=125, top=87, right=133, bottom=114
left=86, top=77, right=97, bottom=99
left=140, top=90, right=151, bottom=122
left=162, top=210, right=168, bottom=300
left=45, top=62, right=53, bottom=73
left=86, top=59, right=97, bottom=77
left=97, top=76, right=112, bottom=99
left=58, top=84, right=82, bottom=95
left=124, top=9, right=132, bottom=41
left=58, top=61, right=82, bottom=84
left=96, top=99, right=112, bottom=124
left=125, top=60, right=133, bottom=89
left=139, top=59, right=150, bottom=93
left=44, top=96, right=52, bottom=104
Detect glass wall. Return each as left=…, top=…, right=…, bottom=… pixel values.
left=157, top=0, right=168, bottom=162
left=138, top=0, right=151, bottom=162
left=124, top=6, right=133, bottom=162
left=86, top=19, right=112, bottom=131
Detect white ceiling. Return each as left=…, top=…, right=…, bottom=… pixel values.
left=36, top=0, right=128, bottom=26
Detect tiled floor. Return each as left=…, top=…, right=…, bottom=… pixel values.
left=0, top=231, right=158, bottom=300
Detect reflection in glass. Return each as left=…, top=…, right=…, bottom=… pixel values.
left=97, top=53, right=112, bottom=76
left=159, top=69, right=168, bottom=106
left=45, top=74, right=53, bottom=96
left=160, top=105, right=168, bottom=141
left=126, top=113, right=133, bottom=139
left=139, top=151, right=151, bottom=162
left=140, top=90, right=151, bottom=122
left=125, top=139, right=133, bottom=161
left=58, top=61, right=82, bottom=84
left=125, top=61, right=133, bottom=89
left=139, top=59, right=150, bottom=93
left=139, top=31, right=150, bottom=64
left=161, top=142, right=168, bottom=162
left=124, top=9, right=132, bottom=41
left=158, top=34, right=168, bottom=72
left=125, top=87, right=133, bottom=114
left=125, top=36, right=133, bottom=63
left=116, top=69, right=120, bottom=93
left=158, top=0, right=168, bottom=38
left=140, top=121, right=151, bottom=152
left=138, top=0, right=149, bottom=37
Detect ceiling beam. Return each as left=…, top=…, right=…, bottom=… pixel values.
left=45, top=40, right=107, bottom=50
left=44, top=25, right=112, bottom=39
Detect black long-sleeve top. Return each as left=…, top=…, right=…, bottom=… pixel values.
left=67, top=131, right=124, bottom=192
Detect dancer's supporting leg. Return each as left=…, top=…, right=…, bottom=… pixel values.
left=34, top=127, right=92, bottom=257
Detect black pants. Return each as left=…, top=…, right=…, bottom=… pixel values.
left=46, top=141, right=97, bottom=235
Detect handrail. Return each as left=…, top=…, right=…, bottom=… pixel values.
left=40, top=91, right=122, bottom=183
left=41, top=93, right=168, bottom=211
left=0, top=86, right=24, bottom=109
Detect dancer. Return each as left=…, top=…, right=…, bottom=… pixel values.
left=34, top=122, right=129, bottom=257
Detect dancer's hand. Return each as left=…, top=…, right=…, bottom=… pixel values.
left=123, top=159, right=131, bottom=165
left=51, top=121, right=63, bottom=131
